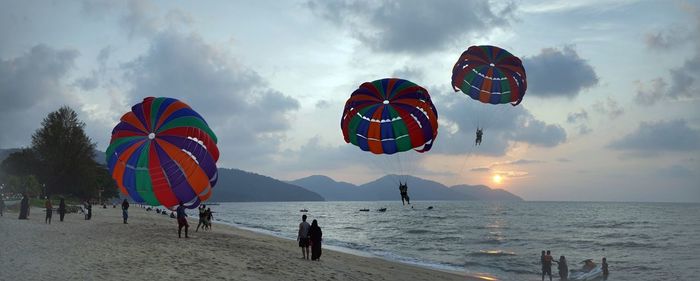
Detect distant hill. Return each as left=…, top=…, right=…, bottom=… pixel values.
left=449, top=184, right=523, bottom=201
left=290, top=174, right=523, bottom=202
left=0, top=148, right=21, bottom=163
left=211, top=168, right=324, bottom=202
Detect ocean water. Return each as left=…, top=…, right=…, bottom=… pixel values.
left=201, top=201, right=700, bottom=281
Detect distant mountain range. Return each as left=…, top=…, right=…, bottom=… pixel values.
left=1, top=148, right=522, bottom=202
left=288, top=175, right=522, bottom=202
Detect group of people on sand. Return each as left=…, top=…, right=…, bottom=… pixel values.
left=43, top=197, right=67, bottom=224
left=297, top=214, right=323, bottom=261
left=540, top=250, right=609, bottom=281
left=196, top=204, right=214, bottom=232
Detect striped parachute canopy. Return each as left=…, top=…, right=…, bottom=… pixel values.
left=106, top=97, right=219, bottom=209
left=451, top=45, right=527, bottom=106
left=341, top=78, right=438, bottom=155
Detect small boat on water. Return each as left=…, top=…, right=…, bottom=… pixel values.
left=427, top=206, right=434, bottom=210
left=377, top=208, right=387, bottom=212
left=359, top=208, right=369, bottom=212
left=300, top=209, right=308, bottom=212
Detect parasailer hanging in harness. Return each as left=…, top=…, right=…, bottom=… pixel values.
left=399, top=182, right=410, bottom=205
left=475, top=127, right=483, bottom=146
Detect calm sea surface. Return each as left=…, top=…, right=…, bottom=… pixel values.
left=199, top=201, right=700, bottom=281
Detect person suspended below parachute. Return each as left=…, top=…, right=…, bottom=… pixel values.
left=399, top=181, right=410, bottom=205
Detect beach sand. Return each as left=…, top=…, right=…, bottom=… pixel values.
left=0, top=206, right=488, bottom=281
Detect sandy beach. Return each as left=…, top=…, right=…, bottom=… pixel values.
left=0, top=206, right=485, bottom=281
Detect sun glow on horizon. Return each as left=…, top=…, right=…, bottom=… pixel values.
left=492, top=174, right=503, bottom=184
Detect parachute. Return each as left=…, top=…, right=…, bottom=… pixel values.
left=341, top=78, right=438, bottom=154
left=106, top=97, right=219, bottom=209
left=451, top=45, right=527, bottom=106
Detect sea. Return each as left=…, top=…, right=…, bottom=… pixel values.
left=197, top=201, right=700, bottom=281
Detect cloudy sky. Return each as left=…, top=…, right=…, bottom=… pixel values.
left=1, top=0, right=698, bottom=202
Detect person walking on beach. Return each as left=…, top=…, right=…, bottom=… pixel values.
left=297, top=214, right=311, bottom=259
left=309, top=219, right=323, bottom=261
left=196, top=204, right=206, bottom=232
left=176, top=201, right=189, bottom=238
left=121, top=199, right=129, bottom=224
left=542, top=250, right=554, bottom=281
left=58, top=198, right=66, bottom=222
left=18, top=193, right=29, bottom=219
left=44, top=197, right=53, bottom=224
left=557, top=255, right=568, bottom=280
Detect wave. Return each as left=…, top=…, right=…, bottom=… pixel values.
left=467, top=250, right=517, bottom=257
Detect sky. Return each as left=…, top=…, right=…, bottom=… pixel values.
left=0, top=0, right=698, bottom=202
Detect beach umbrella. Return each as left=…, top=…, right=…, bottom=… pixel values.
left=106, top=97, right=219, bottom=209
left=451, top=45, right=527, bottom=106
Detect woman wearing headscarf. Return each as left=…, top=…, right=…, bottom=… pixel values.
left=309, top=219, right=323, bottom=261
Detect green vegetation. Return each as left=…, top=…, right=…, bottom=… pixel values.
left=0, top=106, right=118, bottom=201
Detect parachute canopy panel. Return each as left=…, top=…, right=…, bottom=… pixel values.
left=341, top=78, right=439, bottom=155
left=106, top=97, right=219, bottom=209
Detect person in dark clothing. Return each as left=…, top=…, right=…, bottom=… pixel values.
left=602, top=257, right=609, bottom=280
left=399, top=182, right=410, bottom=205
left=0, top=196, right=5, bottom=217
left=176, top=201, right=189, bottom=238
left=45, top=197, right=53, bottom=224
left=84, top=201, right=92, bottom=220
left=309, top=219, right=323, bottom=261
left=542, top=250, right=554, bottom=281
left=557, top=255, right=568, bottom=280
left=475, top=128, right=483, bottom=146
left=18, top=193, right=29, bottom=219
left=58, top=198, right=66, bottom=222
left=121, top=199, right=129, bottom=224
left=196, top=205, right=206, bottom=232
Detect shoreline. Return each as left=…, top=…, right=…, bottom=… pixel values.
left=0, top=206, right=493, bottom=281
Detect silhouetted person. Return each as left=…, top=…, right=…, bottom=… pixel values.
left=399, top=182, right=410, bottom=205
left=297, top=214, right=310, bottom=259
left=309, top=219, right=323, bottom=261
left=58, top=198, right=66, bottom=222
left=176, top=201, right=189, bottom=238
left=121, top=199, right=129, bottom=224
left=44, top=197, right=53, bottom=224
left=475, top=128, right=483, bottom=145
left=542, top=250, right=554, bottom=281
left=18, top=193, right=29, bottom=219
left=84, top=201, right=92, bottom=220
left=0, top=197, right=5, bottom=217
left=558, top=255, right=568, bottom=280
left=602, top=257, right=609, bottom=280
left=196, top=205, right=206, bottom=232
left=205, top=207, right=213, bottom=230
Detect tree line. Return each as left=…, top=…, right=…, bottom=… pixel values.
left=0, top=106, right=117, bottom=201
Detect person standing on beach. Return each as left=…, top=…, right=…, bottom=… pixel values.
left=541, top=250, right=554, bottom=281
left=196, top=205, right=206, bottom=232
left=602, top=257, right=609, bottom=280
left=58, top=198, right=66, bottom=222
left=557, top=255, right=568, bottom=280
left=309, top=219, right=323, bottom=261
left=44, top=197, right=53, bottom=224
left=0, top=196, right=5, bottom=216
left=18, top=193, right=29, bottom=219
left=297, top=214, right=311, bottom=259
left=121, top=199, right=129, bottom=224
left=205, top=207, right=213, bottom=230
left=176, top=201, right=189, bottom=238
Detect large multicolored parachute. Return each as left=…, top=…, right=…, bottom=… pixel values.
left=452, top=45, right=527, bottom=106
left=106, top=97, right=219, bottom=209
left=341, top=78, right=438, bottom=154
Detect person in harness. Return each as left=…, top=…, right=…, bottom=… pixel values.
left=399, top=182, right=410, bottom=205
left=475, top=127, right=483, bottom=146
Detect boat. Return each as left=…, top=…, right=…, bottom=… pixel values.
left=300, top=209, right=308, bottom=212
left=427, top=206, right=434, bottom=210
left=359, top=209, right=370, bottom=212
left=377, top=208, right=387, bottom=212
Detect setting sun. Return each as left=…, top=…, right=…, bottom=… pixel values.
left=492, top=175, right=503, bottom=184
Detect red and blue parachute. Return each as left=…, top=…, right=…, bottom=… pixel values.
left=106, top=97, right=219, bottom=209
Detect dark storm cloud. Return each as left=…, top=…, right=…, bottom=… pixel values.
left=523, top=46, right=599, bottom=98
left=121, top=31, right=300, bottom=164
left=0, top=44, right=79, bottom=147
left=306, top=0, right=514, bottom=54
left=608, top=119, right=700, bottom=152
left=432, top=91, right=567, bottom=156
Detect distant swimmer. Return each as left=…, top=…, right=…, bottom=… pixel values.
left=475, top=128, right=483, bottom=146
left=399, top=182, right=410, bottom=205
